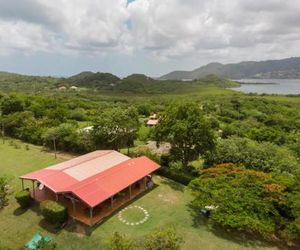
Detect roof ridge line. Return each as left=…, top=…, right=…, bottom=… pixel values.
left=48, top=150, right=115, bottom=172
left=71, top=157, right=137, bottom=191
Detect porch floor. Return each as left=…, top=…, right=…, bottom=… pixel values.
left=32, top=184, right=148, bottom=226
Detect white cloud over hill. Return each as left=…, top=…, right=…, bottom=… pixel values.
left=0, top=0, right=299, bottom=73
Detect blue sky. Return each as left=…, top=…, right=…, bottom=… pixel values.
left=0, top=0, right=299, bottom=77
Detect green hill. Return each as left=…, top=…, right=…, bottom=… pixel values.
left=68, top=71, right=95, bottom=81
left=0, top=71, right=62, bottom=91
left=0, top=70, right=238, bottom=94
left=68, top=71, right=120, bottom=89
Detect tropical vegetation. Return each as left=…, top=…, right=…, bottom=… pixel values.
left=0, top=72, right=300, bottom=248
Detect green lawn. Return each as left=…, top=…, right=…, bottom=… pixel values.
left=0, top=140, right=279, bottom=250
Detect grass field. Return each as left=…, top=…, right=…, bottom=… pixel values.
left=0, top=140, right=280, bottom=249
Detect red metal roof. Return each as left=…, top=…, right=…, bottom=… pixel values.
left=71, top=156, right=160, bottom=207
left=20, top=169, right=79, bottom=192
left=20, top=151, right=160, bottom=207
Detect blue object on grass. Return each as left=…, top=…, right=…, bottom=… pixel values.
left=25, top=233, right=52, bottom=250
left=43, top=235, right=52, bottom=242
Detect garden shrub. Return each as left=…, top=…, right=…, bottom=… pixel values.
left=142, top=228, right=183, bottom=250
left=160, top=154, right=171, bottom=167
left=36, top=239, right=57, bottom=250
left=0, top=177, right=9, bottom=209
left=156, top=167, right=196, bottom=186
left=40, top=200, right=67, bottom=225
left=107, top=232, right=135, bottom=250
left=15, top=190, right=31, bottom=208
left=127, top=148, right=160, bottom=163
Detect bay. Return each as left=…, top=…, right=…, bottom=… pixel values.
left=231, top=79, right=300, bottom=95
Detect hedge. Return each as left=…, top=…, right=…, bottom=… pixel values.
left=40, top=200, right=67, bottom=225
left=15, top=190, right=31, bottom=208
left=156, top=167, right=197, bottom=186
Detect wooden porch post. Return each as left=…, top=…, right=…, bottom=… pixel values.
left=129, top=185, right=132, bottom=199
left=55, top=193, right=58, bottom=201
left=89, top=207, right=93, bottom=225
left=32, top=180, right=35, bottom=198
left=70, top=198, right=76, bottom=222
left=144, top=177, right=147, bottom=190
left=21, top=179, right=24, bottom=190
left=72, top=199, right=76, bottom=213
left=110, top=196, right=113, bottom=209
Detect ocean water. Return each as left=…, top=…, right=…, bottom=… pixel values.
left=231, top=79, right=300, bottom=95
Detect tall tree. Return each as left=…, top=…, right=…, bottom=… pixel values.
left=189, top=164, right=297, bottom=240
left=43, top=127, right=60, bottom=158
left=92, top=107, right=139, bottom=151
left=205, top=137, right=298, bottom=174
left=154, top=103, right=215, bottom=169
left=43, top=124, right=81, bottom=155
left=0, top=95, right=24, bottom=115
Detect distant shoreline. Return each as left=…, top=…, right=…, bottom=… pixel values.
left=230, top=79, right=300, bottom=95
left=236, top=81, right=279, bottom=85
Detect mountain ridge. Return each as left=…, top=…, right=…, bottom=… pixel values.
left=160, top=57, right=300, bottom=80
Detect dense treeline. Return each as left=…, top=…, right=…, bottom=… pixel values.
left=0, top=71, right=239, bottom=94
left=0, top=92, right=143, bottom=153
left=0, top=71, right=61, bottom=92
left=1, top=91, right=299, bottom=155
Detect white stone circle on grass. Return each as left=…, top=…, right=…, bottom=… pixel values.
left=118, top=205, right=149, bottom=226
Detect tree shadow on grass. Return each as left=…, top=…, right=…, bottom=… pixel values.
left=159, top=177, right=185, bottom=192
left=187, top=203, right=210, bottom=229
left=29, top=203, right=42, bottom=216
left=28, top=203, right=63, bottom=235
left=210, top=226, right=282, bottom=249
left=14, top=199, right=41, bottom=216
left=13, top=207, right=27, bottom=216
left=64, top=220, right=92, bottom=237
left=38, top=219, right=62, bottom=234
left=187, top=203, right=289, bottom=250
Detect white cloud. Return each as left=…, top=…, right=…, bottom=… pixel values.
left=0, top=0, right=300, bottom=64
left=127, top=0, right=300, bottom=61
left=0, top=0, right=130, bottom=55
left=0, top=21, right=53, bottom=55
left=44, top=0, right=130, bottom=54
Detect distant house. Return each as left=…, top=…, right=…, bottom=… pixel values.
left=70, top=86, right=78, bottom=91
left=147, top=113, right=159, bottom=127
left=19, top=150, right=160, bottom=226
left=58, top=86, right=67, bottom=91
left=80, top=126, right=94, bottom=133
left=149, top=114, right=158, bottom=119
left=147, top=119, right=159, bottom=127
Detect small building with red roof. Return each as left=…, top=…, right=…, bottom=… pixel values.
left=20, top=150, right=160, bottom=226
